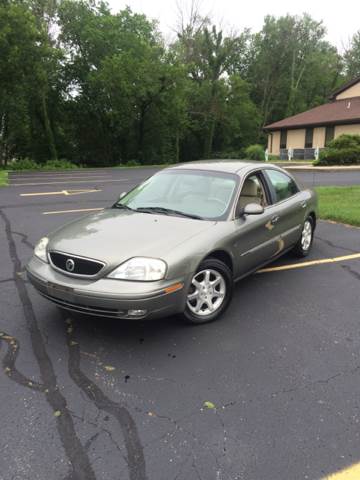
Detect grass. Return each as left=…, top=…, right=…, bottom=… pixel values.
left=315, top=186, right=360, bottom=227
left=0, top=170, right=8, bottom=186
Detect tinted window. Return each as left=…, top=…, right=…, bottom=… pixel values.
left=305, top=128, right=313, bottom=148
left=325, top=126, right=335, bottom=146
left=280, top=130, right=287, bottom=149
left=265, top=170, right=299, bottom=203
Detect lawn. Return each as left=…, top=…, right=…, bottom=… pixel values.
left=316, top=186, right=360, bottom=227
left=0, top=170, right=8, bottom=186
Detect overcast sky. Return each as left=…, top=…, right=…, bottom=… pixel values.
left=108, top=0, right=360, bottom=51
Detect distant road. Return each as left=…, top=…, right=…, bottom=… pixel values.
left=290, top=170, right=360, bottom=187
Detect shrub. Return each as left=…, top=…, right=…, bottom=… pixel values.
left=316, top=134, right=360, bottom=166
left=328, top=134, right=360, bottom=150
left=42, top=159, right=78, bottom=170
left=209, top=150, right=244, bottom=160
left=10, top=158, right=40, bottom=170
left=244, top=144, right=265, bottom=161
left=317, top=147, right=360, bottom=166
left=123, top=159, right=140, bottom=167
left=268, top=154, right=280, bottom=161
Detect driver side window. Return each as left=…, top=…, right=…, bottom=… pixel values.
left=236, top=173, right=268, bottom=217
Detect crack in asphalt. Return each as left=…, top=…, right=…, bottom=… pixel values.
left=315, top=235, right=359, bottom=254
left=341, top=264, right=360, bottom=281
left=0, top=331, right=45, bottom=391
left=65, top=318, right=147, bottom=480
left=0, top=209, right=97, bottom=480
left=12, top=230, right=35, bottom=250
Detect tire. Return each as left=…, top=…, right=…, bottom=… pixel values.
left=183, top=258, right=233, bottom=325
left=292, top=216, right=314, bottom=258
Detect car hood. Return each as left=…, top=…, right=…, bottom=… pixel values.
left=48, top=208, right=215, bottom=269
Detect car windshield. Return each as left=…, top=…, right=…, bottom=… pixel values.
left=115, top=169, right=239, bottom=220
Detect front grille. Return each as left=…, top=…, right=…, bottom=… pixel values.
left=49, top=251, right=104, bottom=276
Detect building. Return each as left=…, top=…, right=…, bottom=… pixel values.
left=264, top=76, right=360, bottom=159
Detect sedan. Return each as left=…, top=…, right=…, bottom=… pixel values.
left=26, top=161, right=317, bottom=324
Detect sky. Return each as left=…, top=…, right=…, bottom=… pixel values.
left=108, top=0, right=360, bottom=51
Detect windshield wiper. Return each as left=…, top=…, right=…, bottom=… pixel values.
left=135, top=206, right=203, bottom=220
left=112, top=203, right=134, bottom=211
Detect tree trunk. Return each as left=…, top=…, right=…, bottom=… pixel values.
left=41, top=90, right=57, bottom=161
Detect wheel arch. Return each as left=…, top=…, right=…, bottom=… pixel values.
left=308, top=211, right=316, bottom=229
left=201, top=249, right=234, bottom=275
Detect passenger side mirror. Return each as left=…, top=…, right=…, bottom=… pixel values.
left=118, top=192, right=127, bottom=200
left=243, top=203, right=264, bottom=215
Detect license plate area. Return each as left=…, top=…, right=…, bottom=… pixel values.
left=47, top=282, right=74, bottom=299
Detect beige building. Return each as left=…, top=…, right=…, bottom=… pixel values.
left=264, top=77, right=360, bottom=158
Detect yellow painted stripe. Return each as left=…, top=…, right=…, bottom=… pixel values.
left=21, top=188, right=100, bottom=197
left=258, top=253, right=360, bottom=273
left=43, top=207, right=104, bottom=215
left=324, top=462, right=360, bottom=479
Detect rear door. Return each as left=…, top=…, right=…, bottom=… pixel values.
left=263, top=168, right=304, bottom=250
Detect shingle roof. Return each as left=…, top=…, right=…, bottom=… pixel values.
left=329, top=76, right=360, bottom=100
left=264, top=97, right=360, bottom=131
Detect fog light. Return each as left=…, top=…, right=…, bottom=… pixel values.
left=128, top=309, right=147, bottom=317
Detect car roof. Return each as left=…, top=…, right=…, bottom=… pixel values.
left=165, top=159, right=271, bottom=175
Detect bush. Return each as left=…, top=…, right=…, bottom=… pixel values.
left=316, top=135, right=360, bottom=166
left=123, top=159, right=140, bottom=167
left=268, top=154, right=280, bottom=161
left=244, top=144, right=265, bottom=161
left=10, top=158, right=40, bottom=170
left=317, top=147, right=360, bottom=166
left=42, top=159, right=78, bottom=170
left=9, top=158, right=79, bottom=170
left=208, top=150, right=244, bottom=160
left=328, top=134, right=360, bottom=150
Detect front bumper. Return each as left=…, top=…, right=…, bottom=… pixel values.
left=26, top=256, right=189, bottom=320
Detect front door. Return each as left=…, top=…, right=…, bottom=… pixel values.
left=231, top=172, right=279, bottom=278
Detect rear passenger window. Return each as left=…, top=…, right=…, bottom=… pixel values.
left=266, top=170, right=299, bottom=203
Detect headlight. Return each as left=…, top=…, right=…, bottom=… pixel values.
left=34, top=237, right=49, bottom=263
left=108, top=257, right=166, bottom=281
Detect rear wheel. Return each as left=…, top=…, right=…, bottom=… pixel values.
left=292, top=217, right=314, bottom=257
left=183, top=258, right=233, bottom=325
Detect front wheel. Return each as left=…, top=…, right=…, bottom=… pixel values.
left=183, top=258, right=233, bottom=325
left=292, top=217, right=314, bottom=257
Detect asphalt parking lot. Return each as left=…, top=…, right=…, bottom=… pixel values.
left=1, top=167, right=360, bottom=480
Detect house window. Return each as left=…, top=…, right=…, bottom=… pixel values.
left=305, top=128, right=313, bottom=148
left=280, top=130, right=287, bottom=149
left=325, top=126, right=335, bottom=146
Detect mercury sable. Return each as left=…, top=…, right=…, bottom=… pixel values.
left=26, top=161, right=317, bottom=324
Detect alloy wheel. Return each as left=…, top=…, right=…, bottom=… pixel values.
left=186, top=269, right=226, bottom=317
left=301, top=220, right=312, bottom=251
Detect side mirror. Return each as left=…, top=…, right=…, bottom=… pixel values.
left=243, top=203, right=264, bottom=215
left=118, top=192, right=127, bottom=200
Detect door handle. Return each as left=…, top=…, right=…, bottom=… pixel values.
left=301, top=201, right=307, bottom=209
left=271, top=215, right=280, bottom=225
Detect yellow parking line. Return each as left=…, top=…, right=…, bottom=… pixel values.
left=258, top=253, right=360, bottom=273
left=323, top=462, right=360, bottom=479
left=21, top=189, right=100, bottom=197
left=43, top=207, right=104, bottom=215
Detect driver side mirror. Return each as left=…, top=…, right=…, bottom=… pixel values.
left=118, top=192, right=127, bottom=200
left=243, top=203, right=264, bottom=216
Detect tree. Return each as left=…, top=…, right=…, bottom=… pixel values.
left=247, top=14, right=342, bottom=127
left=344, top=31, right=360, bottom=79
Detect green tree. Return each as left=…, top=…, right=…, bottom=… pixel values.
left=344, top=31, right=360, bottom=79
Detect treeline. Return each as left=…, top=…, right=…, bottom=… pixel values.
left=1, top=0, right=360, bottom=167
